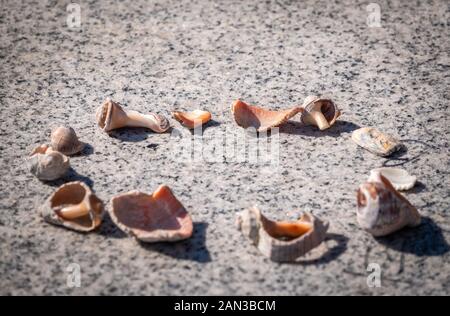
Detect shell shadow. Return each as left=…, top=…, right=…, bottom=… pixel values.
left=108, top=127, right=154, bottom=142
left=139, top=222, right=211, bottom=263
left=97, top=212, right=127, bottom=239
left=293, top=233, right=349, bottom=265
left=279, top=120, right=360, bottom=137
left=74, top=143, right=94, bottom=156
left=45, top=168, right=94, bottom=188
left=375, top=217, right=449, bottom=256
left=406, top=181, right=427, bottom=194
left=188, top=119, right=221, bottom=135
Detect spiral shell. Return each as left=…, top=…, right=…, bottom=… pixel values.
left=50, top=126, right=85, bottom=156
left=28, top=144, right=70, bottom=181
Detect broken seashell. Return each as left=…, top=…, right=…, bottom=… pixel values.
left=50, top=126, right=85, bottom=156
left=41, top=181, right=104, bottom=232
left=231, top=100, right=302, bottom=132
left=172, top=110, right=212, bottom=129
left=352, top=127, right=404, bottom=157
left=109, top=185, right=193, bottom=242
left=236, top=207, right=329, bottom=262
left=357, top=171, right=421, bottom=237
left=370, top=168, right=417, bottom=191
left=28, top=144, right=70, bottom=181
left=96, top=99, right=170, bottom=133
left=300, top=95, right=341, bottom=130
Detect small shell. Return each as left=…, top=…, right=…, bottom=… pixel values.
left=41, top=182, right=104, bottom=232
left=172, top=110, right=212, bottom=129
left=352, top=127, right=405, bottom=157
left=357, top=171, right=421, bottom=237
left=110, top=185, right=193, bottom=242
left=231, top=100, right=303, bottom=132
left=300, top=95, right=341, bottom=130
left=370, top=168, right=417, bottom=191
left=28, top=144, right=70, bottom=181
left=50, top=126, right=85, bottom=156
left=236, top=207, right=329, bottom=262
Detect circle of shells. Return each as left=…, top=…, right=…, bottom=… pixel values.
left=30, top=96, right=419, bottom=262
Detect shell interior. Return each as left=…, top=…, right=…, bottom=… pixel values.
left=370, top=168, right=417, bottom=191
left=231, top=100, right=302, bottom=132
left=110, top=185, right=193, bottom=242
left=302, top=96, right=340, bottom=125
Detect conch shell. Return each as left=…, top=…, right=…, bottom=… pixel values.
left=96, top=99, right=170, bottom=133
left=50, top=126, right=85, bottom=156
left=28, top=144, right=70, bottom=181
left=352, top=127, right=404, bottom=157
left=300, top=95, right=341, bottom=130
left=231, top=100, right=302, bottom=132
left=109, top=185, right=193, bottom=242
left=357, top=171, right=421, bottom=237
left=236, top=207, right=329, bottom=262
left=370, top=168, right=417, bottom=191
left=41, top=181, right=104, bottom=232
left=172, top=110, right=212, bottom=129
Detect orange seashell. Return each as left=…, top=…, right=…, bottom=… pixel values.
left=300, top=95, right=341, bottom=130
left=110, top=185, right=193, bottom=242
left=172, top=110, right=212, bottom=129
left=231, top=100, right=303, bottom=132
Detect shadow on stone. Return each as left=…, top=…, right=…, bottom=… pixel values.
left=407, top=181, right=427, bottom=194
left=74, top=143, right=94, bottom=156
left=45, top=168, right=94, bottom=188
left=188, top=119, right=221, bottom=135
left=376, top=217, right=449, bottom=256
left=294, top=233, right=349, bottom=265
left=109, top=127, right=154, bottom=142
left=97, top=212, right=127, bottom=239
left=280, top=120, right=360, bottom=137
left=139, top=222, right=211, bottom=263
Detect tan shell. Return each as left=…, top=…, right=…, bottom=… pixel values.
left=41, top=182, right=104, bottom=232
left=28, top=144, right=70, bottom=181
left=370, top=168, right=417, bottom=191
left=231, top=100, right=303, bottom=132
left=236, top=206, right=329, bottom=262
left=50, top=126, right=85, bottom=156
left=172, top=110, right=212, bottom=129
left=109, top=185, right=193, bottom=242
left=300, top=95, right=341, bottom=130
left=352, top=127, right=405, bottom=157
left=357, top=171, right=421, bottom=237
left=96, top=99, right=170, bottom=133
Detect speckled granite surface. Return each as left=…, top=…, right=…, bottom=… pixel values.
left=1, top=0, right=449, bottom=295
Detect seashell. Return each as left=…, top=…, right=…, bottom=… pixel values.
left=231, top=100, right=303, bottom=132
left=352, top=127, right=404, bottom=157
left=370, top=168, right=417, bottom=191
left=96, top=99, right=170, bottom=133
left=41, top=181, right=104, bottom=232
left=109, top=185, right=193, bottom=242
left=28, top=144, right=70, bottom=181
left=172, top=110, right=212, bottom=129
left=300, top=95, right=341, bottom=130
left=236, top=206, right=329, bottom=262
left=357, top=171, right=421, bottom=237
left=50, top=126, right=85, bottom=156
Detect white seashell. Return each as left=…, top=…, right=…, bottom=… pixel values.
left=96, top=99, right=170, bottom=133
left=28, top=144, right=70, bottom=181
left=352, top=127, right=405, bottom=157
left=41, top=182, right=104, bottom=232
left=236, top=206, right=329, bottom=262
left=357, top=171, right=421, bottom=237
left=109, top=185, right=193, bottom=242
left=370, top=168, right=417, bottom=191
